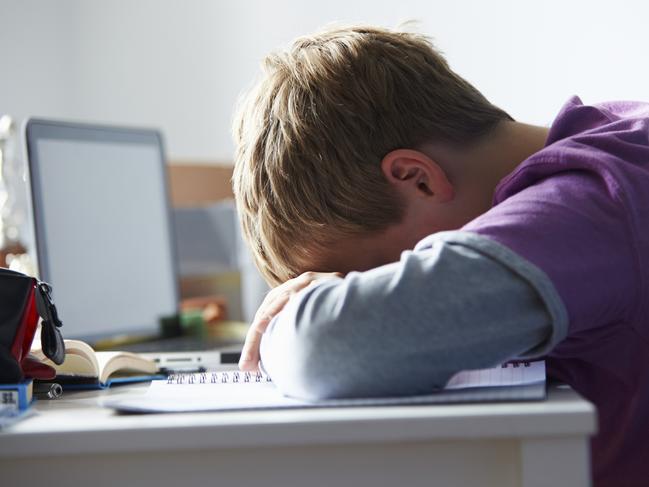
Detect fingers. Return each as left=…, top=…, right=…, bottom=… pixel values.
left=239, top=292, right=290, bottom=371
left=238, top=325, right=263, bottom=372
left=238, top=271, right=344, bottom=372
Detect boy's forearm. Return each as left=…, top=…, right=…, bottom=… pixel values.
left=259, top=231, right=568, bottom=401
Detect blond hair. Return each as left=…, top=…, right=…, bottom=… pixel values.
left=233, top=24, right=512, bottom=286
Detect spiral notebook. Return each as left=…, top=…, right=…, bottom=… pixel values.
left=106, top=361, right=546, bottom=413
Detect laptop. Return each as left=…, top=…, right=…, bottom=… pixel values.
left=25, top=118, right=241, bottom=371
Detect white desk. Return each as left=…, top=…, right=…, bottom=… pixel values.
left=0, top=384, right=596, bottom=487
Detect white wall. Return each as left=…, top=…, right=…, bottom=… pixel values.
left=2, top=0, right=649, bottom=161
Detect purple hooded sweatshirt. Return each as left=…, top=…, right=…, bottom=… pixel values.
left=464, top=96, right=649, bottom=486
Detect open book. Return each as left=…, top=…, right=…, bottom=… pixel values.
left=31, top=339, right=160, bottom=389
left=106, top=361, right=546, bottom=413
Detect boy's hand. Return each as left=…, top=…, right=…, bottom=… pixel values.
left=238, top=271, right=342, bottom=372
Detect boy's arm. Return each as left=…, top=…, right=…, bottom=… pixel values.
left=258, top=232, right=567, bottom=400
left=254, top=170, right=635, bottom=401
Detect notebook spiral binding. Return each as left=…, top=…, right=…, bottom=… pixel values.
left=167, top=370, right=273, bottom=385
left=167, top=361, right=532, bottom=385
left=502, top=361, right=532, bottom=368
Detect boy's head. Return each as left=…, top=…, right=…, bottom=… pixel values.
left=233, top=24, right=512, bottom=286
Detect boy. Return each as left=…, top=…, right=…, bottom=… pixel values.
left=232, top=25, right=649, bottom=486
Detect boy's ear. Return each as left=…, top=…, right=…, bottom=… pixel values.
left=381, top=149, right=454, bottom=202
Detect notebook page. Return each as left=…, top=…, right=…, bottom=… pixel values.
left=105, top=362, right=546, bottom=413
left=445, top=361, right=545, bottom=389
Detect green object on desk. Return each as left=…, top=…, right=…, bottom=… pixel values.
left=180, top=309, right=206, bottom=338
left=159, top=314, right=182, bottom=338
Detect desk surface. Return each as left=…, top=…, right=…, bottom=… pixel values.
left=0, top=383, right=596, bottom=458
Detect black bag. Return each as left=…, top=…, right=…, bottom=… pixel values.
left=0, top=268, right=65, bottom=383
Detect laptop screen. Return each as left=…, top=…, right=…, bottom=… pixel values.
left=26, top=120, right=178, bottom=341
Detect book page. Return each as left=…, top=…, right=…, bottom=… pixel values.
left=96, top=352, right=158, bottom=384
left=31, top=338, right=99, bottom=377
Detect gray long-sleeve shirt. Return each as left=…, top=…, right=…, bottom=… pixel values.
left=259, top=231, right=568, bottom=400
